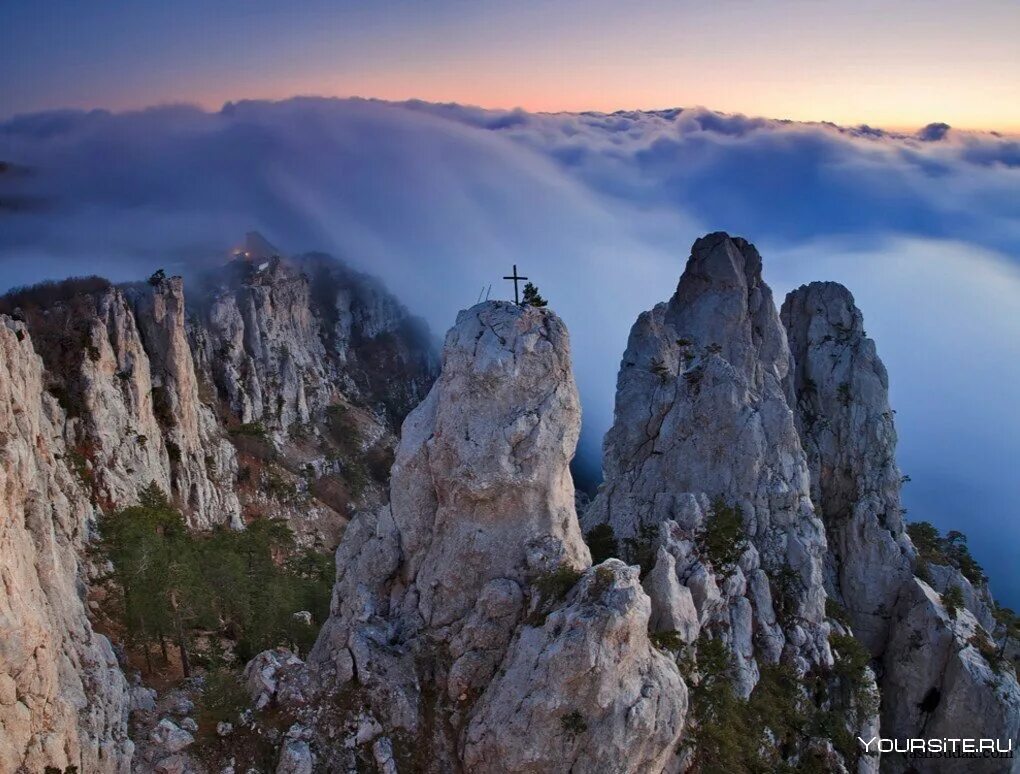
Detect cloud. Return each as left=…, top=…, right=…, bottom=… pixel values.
left=1, top=97, right=1018, bottom=602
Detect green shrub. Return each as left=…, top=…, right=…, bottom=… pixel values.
left=584, top=523, right=619, bottom=564
left=697, top=501, right=747, bottom=578
left=229, top=421, right=268, bottom=439
left=95, top=485, right=335, bottom=676
left=199, top=668, right=250, bottom=729
left=527, top=565, right=582, bottom=626
left=622, top=523, right=659, bottom=578
left=825, top=598, right=852, bottom=629
left=650, top=630, right=685, bottom=653
left=907, top=521, right=986, bottom=584
left=942, top=585, right=964, bottom=619
left=968, top=630, right=1008, bottom=675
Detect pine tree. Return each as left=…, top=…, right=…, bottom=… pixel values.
left=522, top=282, right=547, bottom=307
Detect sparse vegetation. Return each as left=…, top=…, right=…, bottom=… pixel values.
left=677, top=630, right=877, bottom=772
left=697, top=500, right=748, bottom=578
left=942, top=585, right=964, bottom=619
left=229, top=421, right=268, bottom=439
left=94, top=484, right=334, bottom=676
left=527, top=565, right=582, bottom=626
left=837, top=382, right=852, bottom=407
left=968, top=629, right=1008, bottom=675
left=521, top=282, right=548, bottom=308
left=199, top=668, right=250, bottom=727
left=649, top=357, right=671, bottom=383
left=908, top=521, right=986, bottom=584
left=650, top=630, right=685, bottom=652
left=584, top=523, right=619, bottom=564
left=560, top=709, right=588, bottom=737
left=825, top=598, right=852, bottom=629
left=622, top=523, right=659, bottom=578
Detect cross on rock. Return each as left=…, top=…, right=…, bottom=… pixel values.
left=503, top=264, right=528, bottom=305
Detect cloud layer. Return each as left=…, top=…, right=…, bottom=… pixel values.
left=2, top=98, right=1018, bottom=603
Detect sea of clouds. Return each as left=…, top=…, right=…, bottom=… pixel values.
left=1, top=97, right=1018, bottom=603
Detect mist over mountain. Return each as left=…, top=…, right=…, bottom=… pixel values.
left=1, top=96, right=1018, bottom=604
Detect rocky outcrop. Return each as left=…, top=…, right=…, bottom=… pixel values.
left=881, top=578, right=1020, bottom=773
left=188, top=247, right=437, bottom=435
left=0, top=243, right=437, bottom=771
left=132, top=275, right=241, bottom=528
left=782, top=281, right=1020, bottom=772
left=782, top=281, right=914, bottom=655
left=303, top=301, right=686, bottom=771
left=584, top=233, right=831, bottom=690
left=0, top=316, right=131, bottom=773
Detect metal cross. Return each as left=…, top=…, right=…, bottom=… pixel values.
left=503, top=264, right=528, bottom=305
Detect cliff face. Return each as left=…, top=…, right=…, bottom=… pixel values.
left=0, top=247, right=438, bottom=771
left=0, top=317, right=132, bottom=774
left=781, top=281, right=914, bottom=655
left=584, top=233, right=831, bottom=698
left=302, top=302, right=686, bottom=773
left=782, top=281, right=1020, bottom=773
left=2, top=231, right=1016, bottom=774
left=582, top=233, right=1018, bottom=772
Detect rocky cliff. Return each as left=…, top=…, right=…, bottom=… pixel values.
left=783, top=280, right=1020, bottom=773
left=0, top=316, right=132, bottom=773
left=582, top=233, right=1019, bottom=772
left=0, top=242, right=437, bottom=772
left=296, top=301, right=687, bottom=773
left=583, top=233, right=832, bottom=697
left=1, top=230, right=1017, bottom=774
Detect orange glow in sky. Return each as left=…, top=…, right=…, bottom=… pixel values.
left=3, top=0, right=1018, bottom=130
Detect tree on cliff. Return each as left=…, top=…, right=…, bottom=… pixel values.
left=95, top=483, right=334, bottom=674
left=96, top=483, right=205, bottom=675
left=522, top=282, right=548, bottom=307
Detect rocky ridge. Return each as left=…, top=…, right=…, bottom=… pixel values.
left=783, top=280, right=1019, bottom=773
left=1, top=230, right=1017, bottom=773
left=0, top=240, right=437, bottom=773
left=582, top=233, right=1019, bottom=772
left=0, top=316, right=132, bottom=773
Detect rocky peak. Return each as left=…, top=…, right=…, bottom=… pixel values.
left=781, top=281, right=913, bottom=653
left=586, top=233, right=830, bottom=687
left=783, top=281, right=1020, bottom=771
left=302, top=301, right=685, bottom=771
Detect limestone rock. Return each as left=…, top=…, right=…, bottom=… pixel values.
left=153, top=753, right=188, bottom=774
left=881, top=578, right=1020, bottom=773
left=303, top=302, right=684, bottom=771
left=585, top=233, right=831, bottom=688
left=782, top=281, right=914, bottom=654
left=129, top=686, right=158, bottom=714
left=243, top=648, right=304, bottom=710
left=463, top=560, right=687, bottom=774
left=132, top=275, right=241, bottom=528
left=643, top=547, right=700, bottom=644
left=276, top=739, right=313, bottom=774
left=151, top=718, right=194, bottom=753
left=0, top=316, right=132, bottom=773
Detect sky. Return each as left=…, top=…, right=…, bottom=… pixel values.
left=2, top=0, right=1020, bottom=130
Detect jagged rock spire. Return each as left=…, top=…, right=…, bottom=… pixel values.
left=781, top=281, right=913, bottom=653
left=585, top=233, right=830, bottom=684
left=305, top=301, right=686, bottom=771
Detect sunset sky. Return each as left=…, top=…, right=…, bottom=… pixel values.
left=3, top=0, right=1019, bottom=129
